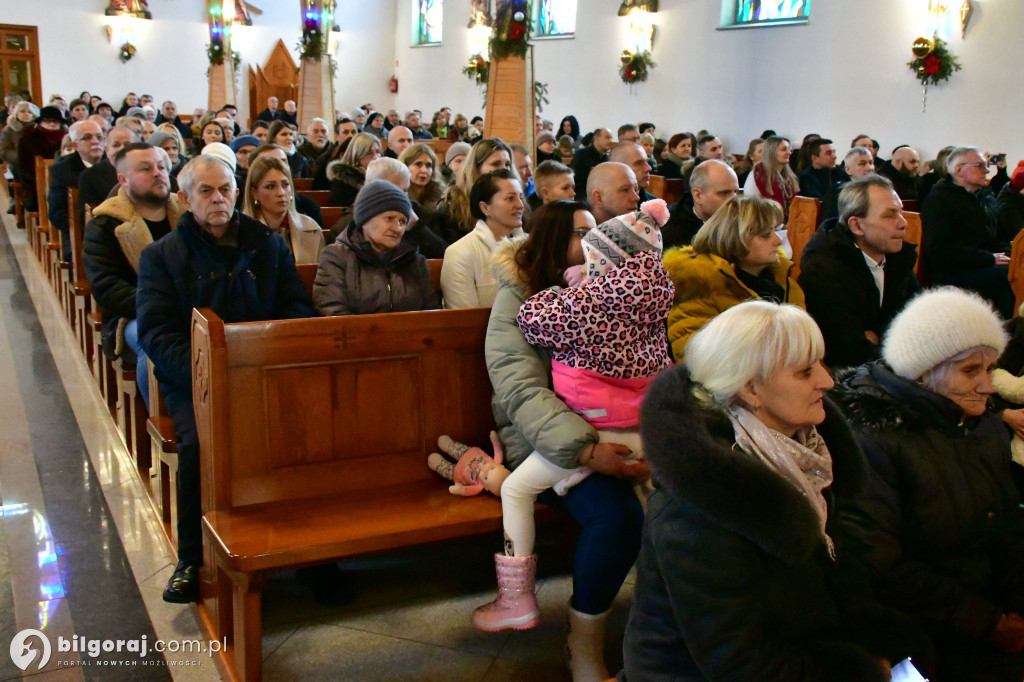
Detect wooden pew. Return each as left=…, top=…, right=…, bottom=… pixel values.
left=1010, top=228, right=1024, bottom=316
left=11, top=180, right=25, bottom=230
left=33, top=157, right=56, bottom=272
left=292, top=177, right=313, bottom=191
left=146, top=362, right=179, bottom=542
left=786, top=196, right=822, bottom=279
left=297, top=189, right=333, bottom=207
left=193, top=304, right=512, bottom=681
left=660, top=178, right=685, bottom=206
left=648, top=174, right=665, bottom=200
left=67, top=187, right=93, bottom=363
left=902, top=211, right=923, bottom=275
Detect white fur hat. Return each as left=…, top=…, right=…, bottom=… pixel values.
left=882, top=287, right=1008, bottom=380
left=201, top=142, right=237, bottom=172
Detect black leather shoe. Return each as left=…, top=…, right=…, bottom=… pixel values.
left=162, top=562, right=199, bottom=603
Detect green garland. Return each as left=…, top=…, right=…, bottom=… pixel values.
left=620, top=50, right=655, bottom=84
left=907, top=35, right=961, bottom=87
left=489, top=2, right=531, bottom=61
left=119, top=42, right=136, bottom=63
left=463, top=54, right=489, bottom=86
left=297, top=28, right=325, bottom=61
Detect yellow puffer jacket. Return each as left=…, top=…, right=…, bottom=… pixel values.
left=664, top=246, right=805, bottom=362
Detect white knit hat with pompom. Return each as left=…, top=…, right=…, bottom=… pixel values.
left=882, top=286, right=1008, bottom=380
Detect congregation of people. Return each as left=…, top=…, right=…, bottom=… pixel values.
left=8, top=85, right=1024, bottom=682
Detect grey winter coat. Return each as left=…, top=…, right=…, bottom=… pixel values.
left=312, top=224, right=439, bottom=316
left=485, top=237, right=597, bottom=470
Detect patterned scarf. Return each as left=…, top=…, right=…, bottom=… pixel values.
left=727, top=405, right=835, bottom=553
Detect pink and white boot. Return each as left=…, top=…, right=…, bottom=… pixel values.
left=471, top=553, right=541, bottom=632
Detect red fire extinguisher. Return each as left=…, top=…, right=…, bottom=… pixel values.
left=389, top=76, right=398, bottom=93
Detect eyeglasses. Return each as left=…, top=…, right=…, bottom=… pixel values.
left=960, top=162, right=987, bottom=169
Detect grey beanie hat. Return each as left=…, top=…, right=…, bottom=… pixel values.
left=146, top=131, right=175, bottom=149
left=445, top=141, right=471, bottom=166
left=882, top=286, right=1009, bottom=381
left=353, top=180, right=412, bottom=228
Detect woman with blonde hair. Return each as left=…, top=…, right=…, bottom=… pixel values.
left=156, top=122, right=189, bottom=161
left=625, top=300, right=911, bottom=682
left=398, top=143, right=445, bottom=207
left=243, top=155, right=324, bottom=264
left=326, top=132, right=381, bottom=207
left=664, top=194, right=804, bottom=362
left=440, top=137, right=516, bottom=242
left=743, top=135, right=800, bottom=219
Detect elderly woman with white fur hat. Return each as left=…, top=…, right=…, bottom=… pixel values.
left=835, top=286, right=1024, bottom=682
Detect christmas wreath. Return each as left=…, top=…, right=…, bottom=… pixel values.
left=907, top=35, right=961, bottom=87
left=119, top=42, right=136, bottom=62
left=490, top=0, right=530, bottom=61
left=620, top=49, right=655, bottom=84
left=463, top=53, right=490, bottom=86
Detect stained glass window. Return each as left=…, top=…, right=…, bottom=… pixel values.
left=415, top=0, right=443, bottom=45
left=535, top=0, right=577, bottom=37
left=732, top=0, right=810, bottom=25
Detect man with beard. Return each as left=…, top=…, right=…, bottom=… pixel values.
left=878, top=145, right=922, bottom=201
left=49, top=120, right=105, bottom=262
left=83, top=142, right=183, bottom=407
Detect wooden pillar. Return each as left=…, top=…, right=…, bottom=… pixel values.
left=483, top=46, right=535, bottom=151
left=207, top=0, right=239, bottom=111
left=297, top=0, right=336, bottom=130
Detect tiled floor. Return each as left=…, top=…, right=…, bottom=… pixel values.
left=0, top=196, right=635, bottom=681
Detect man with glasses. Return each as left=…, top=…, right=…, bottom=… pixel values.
left=922, top=145, right=1014, bottom=318
left=49, top=120, right=105, bottom=262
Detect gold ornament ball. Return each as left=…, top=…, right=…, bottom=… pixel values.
left=621, top=50, right=633, bottom=64
left=912, top=36, right=935, bottom=58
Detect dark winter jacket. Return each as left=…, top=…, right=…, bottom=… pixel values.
left=47, top=152, right=88, bottom=246
left=78, top=158, right=119, bottom=211
left=799, top=218, right=920, bottom=369
left=799, top=164, right=849, bottom=201
left=297, top=140, right=330, bottom=178
left=921, top=178, right=1002, bottom=284
left=833, top=362, right=1024, bottom=646
left=16, top=123, right=65, bottom=210
left=661, top=200, right=704, bottom=250
left=623, top=366, right=893, bottom=682
left=326, top=162, right=365, bottom=207
left=877, top=160, right=920, bottom=201
left=154, top=114, right=193, bottom=140
left=84, top=189, right=184, bottom=357
left=996, top=185, right=1024, bottom=245
left=0, top=117, right=29, bottom=172
left=569, top=145, right=607, bottom=198
left=136, top=211, right=314, bottom=397
left=312, top=224, right=439, bottom=317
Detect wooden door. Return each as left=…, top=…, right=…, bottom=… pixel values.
left=0, top=25, right=41, bottom=105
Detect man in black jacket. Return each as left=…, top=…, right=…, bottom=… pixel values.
left=78, top=125, right=138, bottom=209
left=571, top=127, right=613, bottom=196
left=83, top=142, right=182, bottom=410
left=799, top=175, right=920, bottom=369
left=49, top=120, right=105, bottom=261
left=798, top=138, right=847, bottom=200
left=921, top=145, right=1014, bottom=318
left=661, top=159, right=738, bottom=250
left=154, top=100, right=193, bottom=141
left=137, top=156, right=314, bottom=604
left=877, top=145, right=921, bottom=201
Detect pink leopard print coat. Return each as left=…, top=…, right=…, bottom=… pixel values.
left=517, top=251, right=674, bottom=380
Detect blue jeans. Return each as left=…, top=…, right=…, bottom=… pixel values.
left=123, top=319, right=150, bottom=411
left=539, top=473, right=644, bottom=615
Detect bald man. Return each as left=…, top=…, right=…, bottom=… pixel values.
left=878, top=145, right=922, bottom=201
left=384, top=125, right=413, bottom=159
left=572, top=128, right=614, bottom=199
left=609, top=142, right=655, bottom=201
left=661, top=160, right=739, bottom=250
left=587, top=162, right=639, bottom=224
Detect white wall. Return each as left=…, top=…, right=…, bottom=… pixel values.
left=4, top=0, right=1021, bottom=162
left=393, top=0, right=1024, bottom=164
left=0, top=0, right=396, bottom=125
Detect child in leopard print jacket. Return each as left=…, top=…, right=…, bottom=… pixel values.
left=513, top=198, right=675, bottom=499
left=466, top=200, right=674, bottom=634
